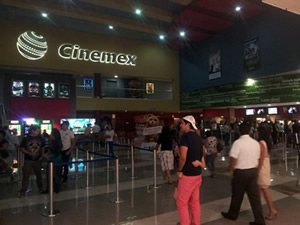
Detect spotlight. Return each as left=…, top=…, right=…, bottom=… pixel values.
left=108, top=25, right=114, bottom=30
left=159, top=35, right=165, bottom=40
left=179, top=31, right=185, bottom=37
left=114, top=75, right=118, bottom=78
left=235, top=6, right=241, bottom=12
left=135, top=9, right=142, bottom=15
left=41, top=12, right=48, bottom=18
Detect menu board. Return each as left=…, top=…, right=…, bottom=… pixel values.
left=181, top=73, right=300, bottom=110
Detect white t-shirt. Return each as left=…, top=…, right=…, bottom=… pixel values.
left=92, top=124, right=100, bottom=133
left=229, top=135, right=260, bottom=169
left=60, top=129, right=75, bottom=151
left=105, top=130, right=115, bottom=142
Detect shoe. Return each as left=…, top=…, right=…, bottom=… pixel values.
left=265, top=211, right=278, bottom=220
left=221, top=212, right=236, bottom=220
left=249, top=222, right=264, bottom=225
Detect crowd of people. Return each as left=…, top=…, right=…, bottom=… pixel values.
left=154, top=116, right=282, bottom=225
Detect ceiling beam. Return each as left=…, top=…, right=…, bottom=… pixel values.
left=81, top=0, right=174, bottom=23
left=0, top=0, right=164, bottom=35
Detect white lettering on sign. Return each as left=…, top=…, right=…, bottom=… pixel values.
left=58, top=43, right=137, bottom=66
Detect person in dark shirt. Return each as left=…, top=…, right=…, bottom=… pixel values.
left=0, top=129, right=14, bottom=182
left=19, top=125, right=45, bottom=197
left=156, top=125, right=174, bottom=184
left=176, top=115, right=205, bottom=225
left=42, top=128, right=62, bottom=194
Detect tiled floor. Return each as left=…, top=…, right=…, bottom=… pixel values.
left=0, top=143, right=300, bottom=225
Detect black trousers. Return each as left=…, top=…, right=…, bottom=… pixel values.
left=228, top=168, right=265, bottom=224
left=61, top=150, right=71, bottom=180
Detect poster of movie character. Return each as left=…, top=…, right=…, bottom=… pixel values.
left=208, top=50, right=221, bottom=80
left=59, top=83, right=70, bottom=98
left=44, top=82, right=55, bottom=98
left=12, top=81, right=24, bottom=97
left=84, top=78, right=93, bottom=91
left=244, top=38, right=260, bottom=71
left=28, top=81, right=40, bottom=97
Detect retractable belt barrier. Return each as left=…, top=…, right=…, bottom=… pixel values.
left=42, top=149, right=120, bottom=218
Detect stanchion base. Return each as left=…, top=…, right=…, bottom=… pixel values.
left=42, top=210, right=60, bottom=217
left=111, top=198, right=124, bottom=204
left=80, top=186, right=91, bottom=189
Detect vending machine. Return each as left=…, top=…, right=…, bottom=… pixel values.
left=8, top=120, right=22, bottom=136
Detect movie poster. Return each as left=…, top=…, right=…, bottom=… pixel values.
left=12, top=81, right=24, bottom=97
left=208, top=50, right=221, bottom=80
left=59, top=83, right=70, bottom=98
left=28, top=81, right=40, bottom=97
left=244, top=38, right=260, bottom=71
left=44, top=82, right=55, bottom=98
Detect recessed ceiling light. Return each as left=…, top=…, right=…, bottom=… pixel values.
left=297, top=102, right=300, bottom=104
left=179, top=31, right=185, bottom=37
left=41, top=12, right=48, bottom=18
left=159, top=35, right=165, bottom=40
left=235, top=6, right=241, bottom=12
left=243, top=106, right=247, bottom=108
left=108, top=25, right=114, bottom=30
left=114, top=75, right=118, bottom=78
left=135, top=9, right=142, bottom=15
left=268, top=104, right=271, bottom=106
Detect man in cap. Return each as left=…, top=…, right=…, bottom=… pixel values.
left=176, top=115, right=205, bottom=225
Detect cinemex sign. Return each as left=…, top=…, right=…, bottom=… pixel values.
left=58, top=43, right=137, bottom=66
left=16, top=31, right=137, bottom=66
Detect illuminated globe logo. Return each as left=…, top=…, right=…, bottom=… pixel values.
left=16, top=31, right=48, bottom=60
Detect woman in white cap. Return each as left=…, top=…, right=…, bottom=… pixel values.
left=176, top=115, right=205, bottom=225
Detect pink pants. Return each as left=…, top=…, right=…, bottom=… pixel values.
left=176, top=175, right=202, bottom=225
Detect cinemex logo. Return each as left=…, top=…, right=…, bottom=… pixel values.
left=58, top=44, right=137, bottom=66
left=16, top=31, right=48, bottom=60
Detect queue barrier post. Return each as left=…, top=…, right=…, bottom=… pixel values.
left=130, top=142, right=136, bottom=179
left=112, top=157, right=123, bottom=203
left=153, top=149, right=159, bottom=189
left=42, top=162, right=59, bottom=217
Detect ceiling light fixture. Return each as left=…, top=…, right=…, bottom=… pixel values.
left=235, top=6, right=241, bottom=12
left=159, top=35, right=165, bottom=40
left=179, top=31, right=185, bottom=37
left=135, top=9, right=142, bottom=15
left=114, top=75, right=118, bottom=78
left=41, top=12, right=48, bottom=18
left=108, top=25, right=114, bottom=30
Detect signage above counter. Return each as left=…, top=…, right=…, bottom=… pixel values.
left=181, top=73, right=300, bottom=110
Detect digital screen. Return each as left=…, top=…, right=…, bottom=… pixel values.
left=12, top=81, right=24, bottom=96
left=288, top=107, right=297, bottom=114
left=257, top=108, right=265, bottom=115
left=8, top=124, right=22, bottom=136
left=268, top=107, right=278, bottom=114
left=23, top=118, right=36, bottom=125
left=59, top=83, right=70, bottom=98
left=84, top=78, right=93, bottom=91
left=60, top=118, right=96, bottom=134
left=44, top=82, right=55, bottom=98
left=41, top=123, right=53, bottom=135
left=246, top=109, right=255, bottom=115
left=28, top=82, right=40, bottom=97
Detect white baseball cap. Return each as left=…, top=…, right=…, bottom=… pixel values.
left=182, top=115, right=197, bottom=130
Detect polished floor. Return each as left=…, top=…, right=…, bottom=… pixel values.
left=0, top=142, right=300, bottom=225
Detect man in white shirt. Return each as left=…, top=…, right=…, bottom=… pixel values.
left=60, top=121, right=75, bottom=183
left=104, top=124, right=115, bottom=157
left=221, top=121, right=265, bottom=225
left=92, top=123, right=100, bottom=134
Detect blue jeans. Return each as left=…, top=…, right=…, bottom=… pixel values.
left=106, top=141, right=114, bottom=157
left=205, top=153, right=217, bottom=172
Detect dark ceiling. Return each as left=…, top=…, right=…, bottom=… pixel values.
left=0, top=0, right=266, bottom=49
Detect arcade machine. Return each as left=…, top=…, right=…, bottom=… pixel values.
left=8, top=120, right=22, bottom=136
left=22, top=118, right=37, bottom=136
left=40, top=120, right=53, bottom=135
